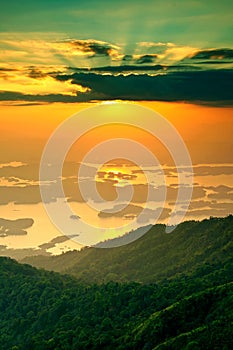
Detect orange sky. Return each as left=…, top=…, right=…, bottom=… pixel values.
left=1, top=101, right=232, bottom=165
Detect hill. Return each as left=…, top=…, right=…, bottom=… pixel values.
left=0, top=256, right=232, bottom=349
left=22, top=215, right=233, bottom=284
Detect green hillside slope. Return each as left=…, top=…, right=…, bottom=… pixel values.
left=0, top=256, right=232, bottom=349
left=23, top=216, right=233, bottom=284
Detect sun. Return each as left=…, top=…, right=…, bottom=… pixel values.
left=95, top=160, right=141, bottom=190
left=101, top=101, right=118, bottom=105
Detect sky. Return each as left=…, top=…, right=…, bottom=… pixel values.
left=0, top=0, right=232, bottom=257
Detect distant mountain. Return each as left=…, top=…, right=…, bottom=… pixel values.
left=23, top=215, right=233, bottom=284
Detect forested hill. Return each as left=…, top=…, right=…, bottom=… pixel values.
left=23, top=215, right=233, bottom=284
left=0, top=256, right=232, bottom=349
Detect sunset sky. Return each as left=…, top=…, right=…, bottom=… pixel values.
left=0, top=0, right=232, bottom=257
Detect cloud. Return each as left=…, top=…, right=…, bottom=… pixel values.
left=27, top=67, right=49, bottom=79
left=53, top=69, right=233, bottom=105
left=0, top=161, right=100, bottom=205
left=98, top=203, right=171, bottom=224
left=0, top=90, right=83, bottom=103
left=0, top=161, right=26, bottom=169
left=164, top=165, right=233, bottom=179
left=189, top=48, right=233, bottom=60
left=122, top=54, right=133, bottom=63
left=182, top=199, right=233, bottom=211
left=136, top=42, right=175, bottom=56
left=0, top=186, right=41, bottom=205
left=121, top=54, right=159, bottom=65
left=136, top=42, right=198, bottom=62
left=0, top=218, right=34, bottom=236
left=71, top=64, right=167, bottom=73
left=193, top=166, right=233, bottom=176
left=137, top=207, right=171, bottom=224
left=38, top=234, right=79, bottom=250
left=183, top=208, right=232, bottom=218
left=184, top=200, right=214, bottom=210
left=97, top=170, right=137, bottom=181
left=0, top=65, right=89, bottom=97
left=207, top=185, right=233, bottom=201
left=0, top=38, right=120, bottom=65
left=98, top=203, right=142, bottom=218
left=135, top=54, right=158, bottom=64
left=2, top=161, right=95, bottom=182
left=162, top=45, right=197, bottom=62
left=208, top=185, right=233, bottom=193
left=0, top=161, right=231, bottom=211
left=68, top=39, right=120, bottom=58
left=1, top=37, right=232, bottom=105
left=0, top=162, right=38, bottom=181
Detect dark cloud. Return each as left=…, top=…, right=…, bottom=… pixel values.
left=70, top=64, right=165, bottom=74
left=122, top=54, right=133, bottom=63
left=1, top=101, right=50, bottom=107
left=55, top=69, right=233, bottom=105
left=190, top=48, right=233, bottom=60
left=136, top=54, right=158, bottom=64
left=69, top=64, right=199, bottom=74
left=0, top=67, right=18, bottom=80
left=0, top=67, right=17, bottom=72
left=0, top=90, right=84, bottom=103
left=193, top=60, right=233, bottom=65
left=68, top=39, right=118, bottom=57
left=0, top=218, right=34, bottom=236
left=27, top=68, right=47, bottom=79
left=1, top=65, right=232, bottom=105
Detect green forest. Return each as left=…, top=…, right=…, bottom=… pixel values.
left=1, top=216, right=233, bottom=349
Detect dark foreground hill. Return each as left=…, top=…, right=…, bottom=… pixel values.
left=0, top=256, right=232, bottom=349
left=23, top=216, right=233, bottom=284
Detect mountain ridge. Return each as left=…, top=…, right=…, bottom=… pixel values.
left=22, top=215, right=233, bottom=284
